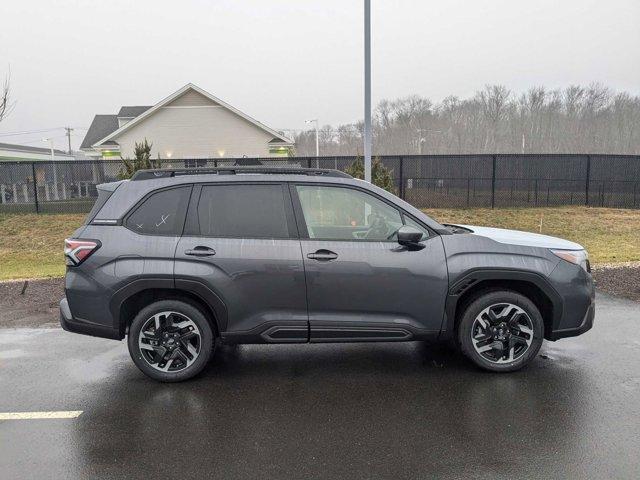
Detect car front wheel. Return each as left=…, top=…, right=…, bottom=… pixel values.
left=458, top=290, right=544, bottom=372
left=127, top=300, right=214, bottom=382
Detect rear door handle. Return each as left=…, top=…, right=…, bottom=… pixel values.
left=185, top=246, right=216, bottom=257
left=307, top=249, right=338, bottom=261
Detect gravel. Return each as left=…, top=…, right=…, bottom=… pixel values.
left=1, top=266, right=638, bottom=329
left=592, top=263, right=640, bottom=302
left=0, top=277, right=64, bottom=328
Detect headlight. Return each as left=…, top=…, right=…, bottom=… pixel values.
left=551, top=249, right=590, bottom=272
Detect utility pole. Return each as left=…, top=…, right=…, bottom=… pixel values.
left=64, top=127, right=74, bottom=154
left=364, top=0, right=372, bottom=183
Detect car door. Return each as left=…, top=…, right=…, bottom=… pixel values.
left=174, top=182, right=308, bottom=343
left=291, top=183, right=448, bottom=342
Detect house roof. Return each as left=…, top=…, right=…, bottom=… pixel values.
left=91, top=83, right=294, bottom=149
left=0, top=142, right=71, bottom=156
left=117, top=106, right=152, bottom=118
left=80, top=114, right=119, bottom=150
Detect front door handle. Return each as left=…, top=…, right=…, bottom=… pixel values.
left=185, top=246, right=216, bottom=257
left=307, top=249, right=338, bottom=261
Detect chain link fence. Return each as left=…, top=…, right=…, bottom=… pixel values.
left=1, top=154, right=639, bottom=213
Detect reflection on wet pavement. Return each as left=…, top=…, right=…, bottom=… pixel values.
left=0, top=293, right=639, bottom=479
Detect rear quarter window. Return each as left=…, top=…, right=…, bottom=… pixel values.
left=84, top=189, right=114, bottom=224
left=125, top=186, right=192, bottom=236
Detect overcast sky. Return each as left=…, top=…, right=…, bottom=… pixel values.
left=1, top=0, right=639, bottom=150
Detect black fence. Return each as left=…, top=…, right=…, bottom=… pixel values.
left=1, top=154, right=639, bottom=213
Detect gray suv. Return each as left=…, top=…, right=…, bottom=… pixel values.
left=60, top=167, right=594, bottom=382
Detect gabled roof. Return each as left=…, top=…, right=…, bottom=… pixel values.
left=92, top=83, right=294, bottom=148
left=117, top=106, right=152, bottom=118
left=80, top=114, right=119, bottom=150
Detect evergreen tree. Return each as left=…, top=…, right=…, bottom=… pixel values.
left=118, top=139, right=158, bottom=179
left=345, top=156, right=395, bottom=193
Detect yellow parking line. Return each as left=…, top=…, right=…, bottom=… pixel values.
left=0, top=411, right=83, bottom=420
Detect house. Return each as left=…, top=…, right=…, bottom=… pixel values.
left=0, top=142, right=74, bottom=162
left=80, top=84, right=294, bottom=160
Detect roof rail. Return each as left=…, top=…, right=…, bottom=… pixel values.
left=131, top=166, right=352, bottom=181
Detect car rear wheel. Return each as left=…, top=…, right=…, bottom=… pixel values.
left=458, top=290, right=544, bottom=372
left=127, top=300, right=214, bottom=382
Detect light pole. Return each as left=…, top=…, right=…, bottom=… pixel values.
left=363, top=0, right=372, bottom=183
left=305, top=118, right=319, bottom=167
left=42, top=137, right=59, bottom=200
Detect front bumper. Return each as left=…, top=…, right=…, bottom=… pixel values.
left=546, top=260, right=596, bottom=341
left=59, top=297, right=122, bottom=340
left=547, top=300, right=595, bottom=340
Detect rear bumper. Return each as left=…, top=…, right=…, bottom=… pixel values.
left=59, top=297, right=122, bottom=340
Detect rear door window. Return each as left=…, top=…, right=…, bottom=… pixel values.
left=197, top=184, right=292, bottom=238
left=125, top=186, right=191, bottom=235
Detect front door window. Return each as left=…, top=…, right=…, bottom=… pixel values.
left=295, top=185, right=403, bottom=241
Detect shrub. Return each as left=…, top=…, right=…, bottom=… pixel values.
left=118, top=139, right=159, bottom=179
left=345, top=156, right=395, bottom=193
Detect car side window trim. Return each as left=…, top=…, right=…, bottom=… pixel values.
left=122, top=185, right=193, bottom=237
left=289, top=182, right=435, bottom=242
left=186, top=181, right=298, bottom=240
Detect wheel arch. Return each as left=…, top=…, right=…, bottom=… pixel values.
left=111, top=280, right=226, bottom=338
left=443, top=269, right=562, bottom=341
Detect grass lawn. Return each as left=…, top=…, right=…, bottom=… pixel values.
left=0, top=213, right=86, bottom=281
left=427, top=206, right=640, bottom=265
left=1, top=207, right=639, bottom=281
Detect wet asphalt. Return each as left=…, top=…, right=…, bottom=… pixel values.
left=0, top=293, right=639, bottom=480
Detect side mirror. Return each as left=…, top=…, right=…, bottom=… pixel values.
left=397, top=226, right=425, bottom=249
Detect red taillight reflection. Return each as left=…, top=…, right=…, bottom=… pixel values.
left=64, top=239, right=100, bottom=266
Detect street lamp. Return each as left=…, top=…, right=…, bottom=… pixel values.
left=364, top=0, right=372, bottom=183
left=42, top=137, right=59, bottom=200
left=305, top=119, right=319, bottom=157
left=305, top=118, right=319, bottom=167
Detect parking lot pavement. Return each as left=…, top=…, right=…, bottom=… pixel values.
left=0, top=293, right=639, bottom=480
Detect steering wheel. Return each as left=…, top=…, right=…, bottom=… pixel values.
left=364, top=214, right=390, bottom=239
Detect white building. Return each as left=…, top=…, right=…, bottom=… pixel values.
left=81, top=83, right=294, bottom=160
left=0, top=142, right=74, bottom=162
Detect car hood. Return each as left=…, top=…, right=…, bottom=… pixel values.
left=454, top=224, right=584, bottom=250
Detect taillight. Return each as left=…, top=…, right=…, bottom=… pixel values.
left=64, top=239, right=100, bottom=266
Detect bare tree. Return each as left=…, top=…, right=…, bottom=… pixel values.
left=295, top=84, right=640, bottom=156
left=0, top=72, right=12, bottom=123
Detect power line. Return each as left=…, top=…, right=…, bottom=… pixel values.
left=0, top=127, right=64, bottom=137
left=0, top=126, right=88, bottom=138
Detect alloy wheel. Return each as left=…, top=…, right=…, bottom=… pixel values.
left=470, top=303, right=534, bottom=364
left=138, top=311, right=201, bottom=373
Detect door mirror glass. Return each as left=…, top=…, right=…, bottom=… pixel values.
left=397, top=226, right=425, bottom=248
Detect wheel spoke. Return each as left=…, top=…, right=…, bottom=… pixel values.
left=175, top=348, right=190, bottom=364
left=153, top=313, right=163, bottom=332
left=180, top=331, right=198, bottom=343
left=515, top=323, right=533, bottom=337
left=160, top=358, right=174, bottom=372
left=510, top=335, right=528, bottom=348
left=186, top=343, right=198, bottom=359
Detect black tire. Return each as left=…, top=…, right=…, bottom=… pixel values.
left=458, top=290, right=544, bottom=372
left=127, top=300, right=214, bottom=382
